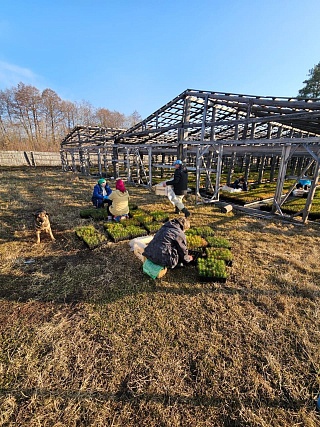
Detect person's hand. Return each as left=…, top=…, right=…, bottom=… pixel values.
left=163, top=182, right=166, bottom=187
left=189, top=255, right=193, bottom=261
left=103, top=196, right=109, bottom=200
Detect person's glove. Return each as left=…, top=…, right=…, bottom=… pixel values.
left=103, top=196, right=109, bottom=200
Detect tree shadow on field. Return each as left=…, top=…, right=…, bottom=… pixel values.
left=1, top=239, right=319, bottom=304
left=0, top=385, right=311, bottom=415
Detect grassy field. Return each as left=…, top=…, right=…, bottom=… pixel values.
left=0, top=167, right=320, bottom=426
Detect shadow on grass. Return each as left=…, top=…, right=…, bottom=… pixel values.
left=0, top=385, right=311, bottom=413
left=1, top=248, right=319, bottom=305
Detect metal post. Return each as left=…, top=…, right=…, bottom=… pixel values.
left=272, top=145, right=292, bottom=214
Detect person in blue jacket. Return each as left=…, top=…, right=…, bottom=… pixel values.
left=296, top=176, right=311, bottom=190
left=91, top=178, right=112, bottom=209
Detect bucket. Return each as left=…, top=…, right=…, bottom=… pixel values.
left=129, top=235, right=154, bottom=262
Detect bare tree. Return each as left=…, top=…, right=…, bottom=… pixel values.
left=12, top=83, right=42, bottom=149
left=75, top=100, right=96, bottom=127
left=126, top=110, right=142, bottom=128
left=95, top=108, right=126, bottom=128
left=60, top=100, right=78, bottom=133
left=41, top=88, right=63, bottom=148
left=0, top=91, right=11, bottom=149
left=0, top=82, right=142, bottom=151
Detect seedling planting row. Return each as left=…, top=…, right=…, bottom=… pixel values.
left=76, top=207, right=169, bottom=247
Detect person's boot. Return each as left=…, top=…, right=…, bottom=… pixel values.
left=175, top=206, right=180, bottom=214
left=157, top=267, right=167, bottom=279
left=181, top=208, right=190, bottom=218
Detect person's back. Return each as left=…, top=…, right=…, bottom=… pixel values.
left=143, top=217, right=192, bottom=269
left=108, top=179, right=129, bottom=219
left=165, top=160, right=190, bottom=217
left=232, top=177, right=248, bottom=191
left=170, top=166, right=188, bottom=195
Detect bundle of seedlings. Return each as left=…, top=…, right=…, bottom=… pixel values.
left=186, top=234, right=208, bottom=251
left=79, top=207, right=109, bottom=220
left=206, top=236, right=232, bottom=249
left=197, top=257, right=228, bottom=281
left=205, top=247, right=233, bottom=266
left=75, top=224, right=108, bottom=249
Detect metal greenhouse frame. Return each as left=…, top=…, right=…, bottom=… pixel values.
left=60, top=89, right=320, bottom=223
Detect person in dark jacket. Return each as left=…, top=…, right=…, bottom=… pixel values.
left=143, top=217, right=193, bottom=271
left=91, top=178, right=112, bottom=209
left=163, top=159, right=190, bottom=217
left=231, top=176, right=248, bottom=191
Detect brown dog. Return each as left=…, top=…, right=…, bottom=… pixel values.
left=33, top=209, right=55, bottom=244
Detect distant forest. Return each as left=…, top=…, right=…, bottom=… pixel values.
left=0, top=82, right=142, bottom=152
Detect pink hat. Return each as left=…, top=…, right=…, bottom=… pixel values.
left=116, top=179, right=126, bottom=193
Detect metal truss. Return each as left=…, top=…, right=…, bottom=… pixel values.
left=60, top=89, right=320, bottom=223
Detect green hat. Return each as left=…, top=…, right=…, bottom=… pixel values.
left=98, top=178, right=106, bottom=185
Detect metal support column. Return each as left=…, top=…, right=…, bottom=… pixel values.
left=272, top=145, right=292, bottom=214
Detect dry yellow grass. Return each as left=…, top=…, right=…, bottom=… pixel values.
left=0, top=167, right=319, bottom=426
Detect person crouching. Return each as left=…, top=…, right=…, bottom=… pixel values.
left=142, top=217, right=193, bottom=279
left=108, top=179, right=130, bottom=222
left=92, top=178, right=112, bottom=209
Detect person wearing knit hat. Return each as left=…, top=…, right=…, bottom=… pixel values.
left=115, top=178, right=126, bottom=193
left=163, top=159, right=190, bottom=218
left=91, top=178, right=112, bottom=209
left=108, top=178, right=130, bottom=221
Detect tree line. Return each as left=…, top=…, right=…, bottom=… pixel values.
left=1, top=64, right=319, bottom=152
left=0, top=82, right=142, bottom=152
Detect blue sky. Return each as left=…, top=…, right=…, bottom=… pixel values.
left=1, top=0, right=320, bottom=119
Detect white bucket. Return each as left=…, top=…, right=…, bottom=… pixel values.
left=129, top=235, right=154, bottom=262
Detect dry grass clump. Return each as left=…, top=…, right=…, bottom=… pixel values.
left=0, top=167, right=319, bottom=426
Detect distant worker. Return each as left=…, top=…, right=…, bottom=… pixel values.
left=297, top=176, right=311, bottom=190
left=142, top=217, right=193, bottom=279
left=92, top=178, right=112, bottom=209
left=231, top=176, right=248, bottom=191
left=163, top=159, right=190, bottom=217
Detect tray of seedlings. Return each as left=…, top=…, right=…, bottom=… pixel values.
left=205, top=236, right=232, bottom=250
left=186, top=234, right=208, bottom=252
left=80, top=207, right=109, bottom=220
left=205, top=247, right=233, bottom=267
left=197, top=257, right=228, bottom=283
left=192, top=225, right=215, bottom=238
left=132, top=212, right=154, bottom=228
left=124, top=217, right=148, bottom=239
left=75, top=224, right=108, bottom=249
left=104, top=221, right=147, bottom=242
left=145, top=222, right=163, bottom=234
left=149, top=210, right=170, bottom=223
left=126, top=225, right=148, bottom=239
left=130, top=208, right=149, bottom=219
